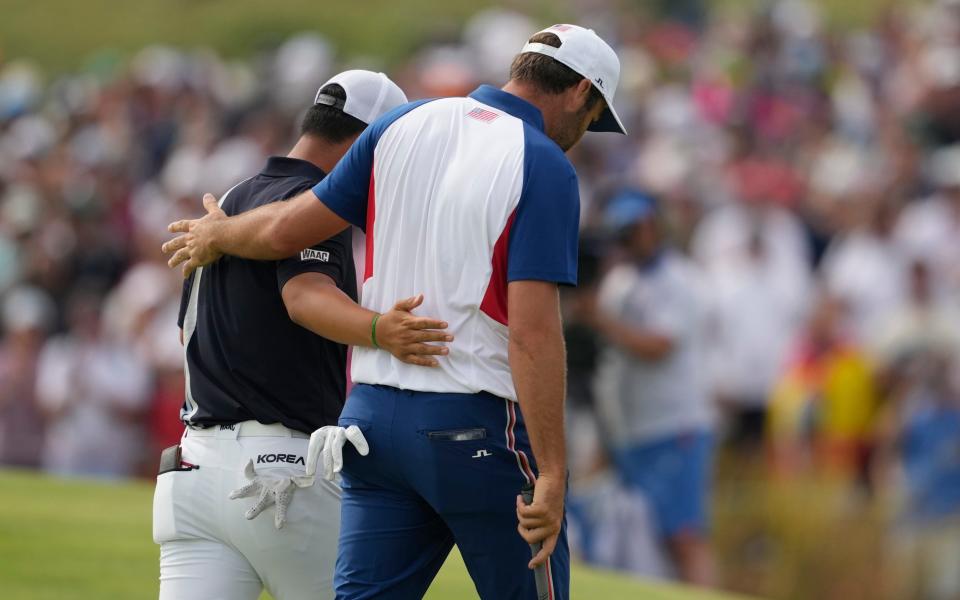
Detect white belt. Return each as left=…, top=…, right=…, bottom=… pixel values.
left=185, top=420, right=310, bottom=439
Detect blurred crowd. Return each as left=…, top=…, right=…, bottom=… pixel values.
left=2, top=0, right=960, bottom=598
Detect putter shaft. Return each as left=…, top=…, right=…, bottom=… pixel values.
left=521, top=484, right=551, bottom=600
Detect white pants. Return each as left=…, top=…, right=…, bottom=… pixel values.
left=153, top=421, right=341, bottom=600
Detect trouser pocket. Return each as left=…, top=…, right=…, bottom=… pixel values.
left=153, top=472, right=178, bottom=543
left=426, top=428, right=487, bottom=442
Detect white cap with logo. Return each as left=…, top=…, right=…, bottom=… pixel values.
left=314, top=69, right=408, bottom=125
left=519, top=24, right=626, bottom=135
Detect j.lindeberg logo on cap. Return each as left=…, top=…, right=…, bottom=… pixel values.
left=595, top=77, right=604, bottom=89
left=300, top=249, right=330, bottom=262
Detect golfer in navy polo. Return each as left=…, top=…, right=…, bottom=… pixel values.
left=153, top=70, right=450, bottom=600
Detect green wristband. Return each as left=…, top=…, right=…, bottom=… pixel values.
left=371, top=314, right=381, bottom=349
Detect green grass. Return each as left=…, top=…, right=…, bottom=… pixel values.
left=0, top=0, right=901, bottom=74
left=0, top=0, right=563, bottom=73
left=0, top=469, right=750, bottom=600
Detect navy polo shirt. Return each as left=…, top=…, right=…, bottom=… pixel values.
left=177, top=156, right=357, bottom=433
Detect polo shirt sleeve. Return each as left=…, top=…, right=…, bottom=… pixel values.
left=310, top=126, right=377, bottom=230
left=506, top=141, right=580, bottom=285
left=276, top=228, right=352, bottom=292
left=311, top=99, right=434, bottom=231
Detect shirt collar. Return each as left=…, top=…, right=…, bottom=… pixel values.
left=260, top=156, right=326, bottom=180
left=468, top=85, right=545, bottom=131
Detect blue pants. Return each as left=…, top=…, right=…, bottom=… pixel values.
left=613, top=430, right=713, bottom=539
left=335, top=384, right=569, bottom=600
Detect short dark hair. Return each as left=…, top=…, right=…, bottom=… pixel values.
left=509, top=32, right=604, bottom=107
left=300, top=83, right=367, bottom=143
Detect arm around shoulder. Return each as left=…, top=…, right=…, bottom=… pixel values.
left=164, top=189, right=351, bottom=276
left=263, top=190, right=351, bottom=258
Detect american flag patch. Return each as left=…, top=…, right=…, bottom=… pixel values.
left=467, top=107, right=500, bottom=123
left=550, top=24, right=572, bottom=32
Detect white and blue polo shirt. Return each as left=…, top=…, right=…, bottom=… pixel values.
left=312, top=85, right=580, bottom=401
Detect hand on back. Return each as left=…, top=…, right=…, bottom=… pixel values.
left=375, top=294, right=453, bottom=367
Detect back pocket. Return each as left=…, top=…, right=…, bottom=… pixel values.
left=426, top=428, right=487, bottom=442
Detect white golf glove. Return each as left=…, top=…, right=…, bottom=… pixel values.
left=229, top=425, right=369, bottom=528
left=297, top=425, right=370, bottom=486
left=229, top=459, right=310, bottom=529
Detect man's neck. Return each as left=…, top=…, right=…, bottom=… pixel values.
left=501, top=80, right=557, bottom=122
left=501, top=80, right=565, bottom=147
left=287, top=135, right=349, bottom=173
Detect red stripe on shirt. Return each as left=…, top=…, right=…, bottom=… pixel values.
left=479, top=209, right=517, bottom=325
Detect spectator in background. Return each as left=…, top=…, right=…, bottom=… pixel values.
left=767, top=294, right=879, bottom=482
left=35, top=289, right=151, bottom=478
left=821, top=196, right=908, bottom=349
left=690, top=160, right=812, bottom=453
left=145, top=354, right=185, bottom=466
left=690, top=158, right=812, bottom=291
left=0, top=286, right=54, bottom=467
left=705, top=224, right=809, bottom=453
left=563, top=236, right=606, bottom=478
left=874, top=259, right=960, bottom=375
left=566, top=469, right=671, bottom=579
left=870, top=257, right=960, bottom=599
left=882, top=351, right=960, bottom=600
left=591, top=190, right=715, bottom=585
left=896, top=145, right=960, bottom=305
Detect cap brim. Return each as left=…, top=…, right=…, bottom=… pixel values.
left=589, top=97, right=627, bottom=134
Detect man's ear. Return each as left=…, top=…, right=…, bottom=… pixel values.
left=577, top=78, right=594, bottom=97
left=563, top=78, right=595, bottom=112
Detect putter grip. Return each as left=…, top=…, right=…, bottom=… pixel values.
left=521, top=485, right=551, bottom=600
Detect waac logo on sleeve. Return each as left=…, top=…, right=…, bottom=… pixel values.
left=300, top=249, right=330, bottom=262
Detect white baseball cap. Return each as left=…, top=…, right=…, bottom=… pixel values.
left=519, top=24, right=626, bottom=134
left=314, top=69, right=408, bottom=125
